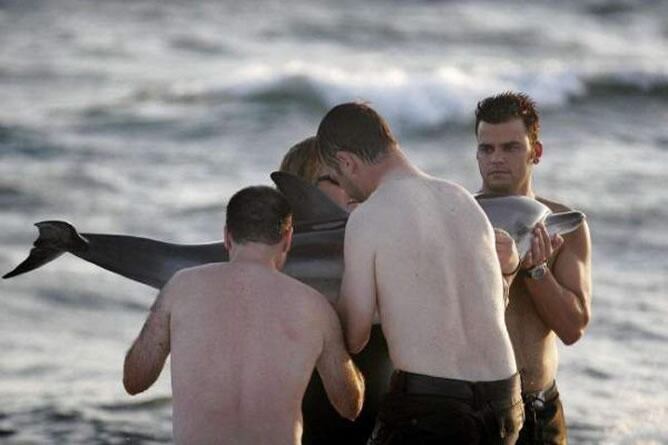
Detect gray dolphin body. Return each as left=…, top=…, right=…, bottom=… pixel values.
left=3, top=172, right=584, bottom=443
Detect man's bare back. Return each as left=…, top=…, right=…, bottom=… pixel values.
left=317, top=102, right=522, bottom=443
left=123, top=185, right=363, bottom=445
left=164, top=263, right=353, bottom=443
left=347, top=173, right=516, bottom=381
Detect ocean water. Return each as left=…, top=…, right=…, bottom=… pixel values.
left=1, top=0, right=667, bottom=443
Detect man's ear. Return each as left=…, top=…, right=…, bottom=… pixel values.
left=224, top=226, right=232, bottom=251
left=282, top=226, right=294, bottom=254
left=531, top=141, right=544, bottom=164
left=336, top=151, right=357, bottom=175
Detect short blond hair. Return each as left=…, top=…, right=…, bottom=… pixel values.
left=279, top=136, right=320, bottom=184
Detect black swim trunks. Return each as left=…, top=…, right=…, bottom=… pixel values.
left=367, top=370, right=524, bottom=445
left=516, top=381, right=567, bottom=445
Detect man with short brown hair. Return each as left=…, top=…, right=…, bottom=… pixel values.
left=317, top=102, right=524, bottom=444
left=475, top=92, right=592, bottom=444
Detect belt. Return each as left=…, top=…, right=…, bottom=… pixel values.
left=390, top=370, right=521, bottom=405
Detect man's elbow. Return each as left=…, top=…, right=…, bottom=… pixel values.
left=346, top=329, right=370, bottom=355
left=123, top=375, right=145, bottom=396
left=559, top=328, right=584, bottom=346
left=348, top=338, right=366, bottom=355
left=346, top=392, right=364, bottom=421
left=335, top=384, right=364, bottom=421
left=559, top=308, right=591, bottom=346
left=123, top=358, right=150, bottom=395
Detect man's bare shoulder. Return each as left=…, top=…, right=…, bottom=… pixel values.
left=276, top=272, right=338, bottom=329
left=346, top=199, right=383, bottom=233
left=172, top=262, right=229, bottom=279
left=537, top=195, right=590, bottom=253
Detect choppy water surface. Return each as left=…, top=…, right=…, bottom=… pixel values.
left=1, top=0, right=667, bottom=443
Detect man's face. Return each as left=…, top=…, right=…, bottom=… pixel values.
left=476, top=118, right=537, bottom=194
left=315, top=168, right=359, bottom=212
left=324, top=156, right=367, bottom=203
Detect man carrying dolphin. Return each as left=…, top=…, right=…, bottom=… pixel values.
left=474, top=92, right=592, bottom=444
left=316, top=102, right=524, bottom=444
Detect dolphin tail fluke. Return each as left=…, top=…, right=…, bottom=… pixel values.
left=3, top=221, right=89, bottom=279
left=545, top=211, right=586, bottom=238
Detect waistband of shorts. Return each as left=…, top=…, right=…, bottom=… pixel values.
left=389, top=370, right=521, bottom=403
left=522, top=380, right=559, bottom=404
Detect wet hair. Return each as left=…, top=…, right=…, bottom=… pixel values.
left=475, top=92, right=540, bottom=144
left=226, top=186, right=292, bottom=245
left=279, top=137, right=320, bottom=184
left=316, top=102, right=397, bottom=169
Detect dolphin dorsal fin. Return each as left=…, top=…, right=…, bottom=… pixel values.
left=271, top=171, right=348, bottom=226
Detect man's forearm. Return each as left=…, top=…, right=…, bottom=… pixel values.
left=336, top=299, right=371, bottom=354
left=523, top=270, right=590, bottom=345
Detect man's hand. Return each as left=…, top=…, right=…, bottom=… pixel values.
left=494, top=228, right=520, bottom=276
left=521, top=222, right=564, bottom=270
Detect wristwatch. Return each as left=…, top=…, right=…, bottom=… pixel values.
left=526, top=263, right=548, bottom=280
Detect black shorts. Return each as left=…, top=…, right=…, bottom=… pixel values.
left=368, top=370, right=524, bottom=445
left=517, top=381, right=567, bottom=445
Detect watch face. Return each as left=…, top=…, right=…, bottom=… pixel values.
left=530, top=264, right=547, bottom=280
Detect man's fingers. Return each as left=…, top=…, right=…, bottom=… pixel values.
left=532, top=232, right=542, bottom=265
left=551, top=234, right=564, bottom=250
left=539, top=224, right=551, bottom=259
left=522, top=250, right=533, bottom=269
left=494, top=228, right=511, bottom=243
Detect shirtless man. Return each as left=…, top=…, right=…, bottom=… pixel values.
left=475, top=92, right=592, bottom=444
left=123, top=186, right=364, bottom=445
left=316, top=102, right=524, bottom=444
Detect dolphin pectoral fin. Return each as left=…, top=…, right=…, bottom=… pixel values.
left=544, top=211, right=585, bottom=238
left=270, top=171, right=348, bottom=227
left=3, top=221, right=89, bottom=279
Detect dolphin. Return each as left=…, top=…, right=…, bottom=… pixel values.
left=474, top=192, right=585, bottom=259
left=2, top=174, right=584, bottom=290
left=2, top=171, right=585, bottom=443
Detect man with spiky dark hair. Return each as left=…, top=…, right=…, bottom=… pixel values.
left=123, top=186, right=365, bottom=445
left=475, top=92, right=593, bottom=445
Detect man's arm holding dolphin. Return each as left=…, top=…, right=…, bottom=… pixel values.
left=123, top=273, right=180, bottom=394
left=521, top=221, right=592, bottom=345
left=494, top=228, right=521, bottom=301
left=315, top=294, right=365, bottom=420
left=336, top=210, right=377, bottom=355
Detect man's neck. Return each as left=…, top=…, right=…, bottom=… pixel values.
left=228, top=243, right=281, bottom=270
left=374, top=151, right=421, bottom=189
left=482, top=179, right=535, bottom=198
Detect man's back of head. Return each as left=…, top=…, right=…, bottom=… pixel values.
left=225, top=185, right=293, bottom=247
left=316, top=102, right=397, bottom=170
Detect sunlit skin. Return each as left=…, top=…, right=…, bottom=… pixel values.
left=476, top=119, right=562, bottom=269
left=321, top=146, right=517, bottom=385
left=475, top=117, right=592, bottom=392
left=315, top=170, right=359, bottom=212
left=476, top=118, right=540, bottom=197
left=123, top=226, right=365, bottom=444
